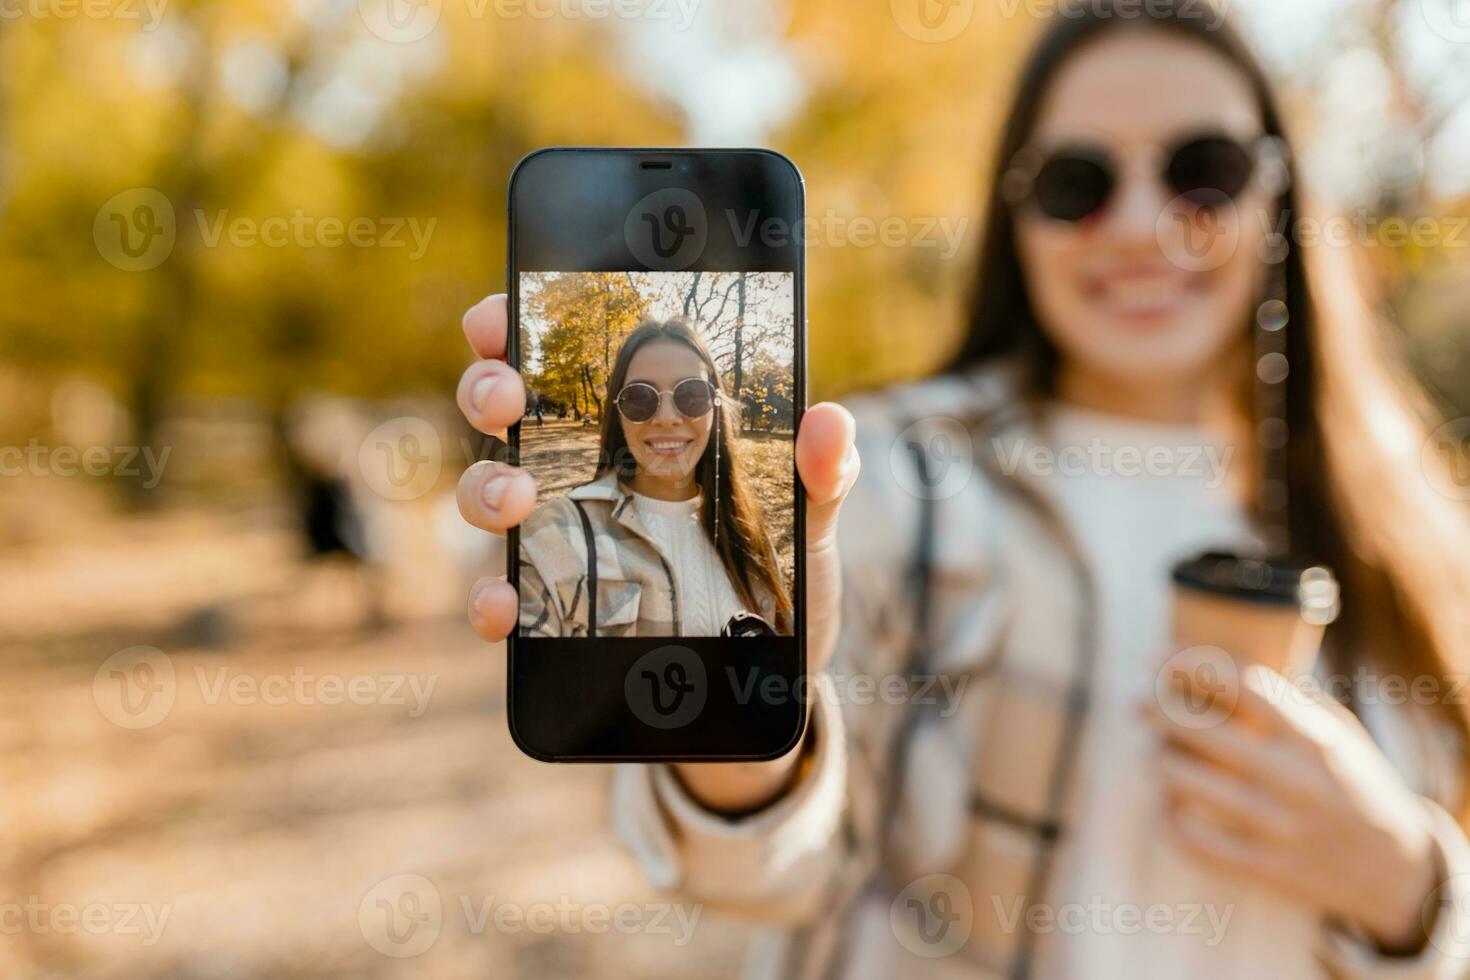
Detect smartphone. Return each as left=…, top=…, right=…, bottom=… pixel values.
left=505, top=148, right=807, bottom=762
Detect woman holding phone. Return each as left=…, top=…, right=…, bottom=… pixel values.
left=456, top=1, right=1470, bottom=974
left=516, top=319, right=793, bottom=638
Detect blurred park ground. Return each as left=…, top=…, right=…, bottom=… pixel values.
left=3, top=0, right=1470, bottom=976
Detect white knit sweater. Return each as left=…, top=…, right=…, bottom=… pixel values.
left=631, top=492, right=746, bottom=636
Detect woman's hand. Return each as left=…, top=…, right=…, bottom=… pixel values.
left=1144, top=660, right=1441, bottom=953
left=457, top=294, right=860, bottom=809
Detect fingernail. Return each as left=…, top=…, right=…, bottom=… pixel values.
left=483, top=474, right=509, bottom=510
left=472, top=374, right=498, bottom=411
left=471, top=579, right=496, bottom=612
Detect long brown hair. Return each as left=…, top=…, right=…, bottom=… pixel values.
left=956, top=0, right=1470, bottom=816
left=597, top=320, right=793, bottom=633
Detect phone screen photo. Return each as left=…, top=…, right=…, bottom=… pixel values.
left=506, top=149, right=806, bottom=762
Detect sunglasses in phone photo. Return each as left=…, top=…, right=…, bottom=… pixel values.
left=615, top=377, right=720, bottom=423
left=1001, top=130, right=1289, bottom=224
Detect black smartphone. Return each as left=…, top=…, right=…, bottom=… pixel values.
left=505, top=148, right=806, bottom=762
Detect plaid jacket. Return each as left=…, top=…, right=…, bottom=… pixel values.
left=611, top=363, right=1470, bottom=979
left=518, top=473, right=778, bottom=638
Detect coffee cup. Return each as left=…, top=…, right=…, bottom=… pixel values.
left=1169, top=551, right=1340, bottom=679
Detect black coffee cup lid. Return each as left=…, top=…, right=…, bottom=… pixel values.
left=1172, top=551, right=1339, bottom=623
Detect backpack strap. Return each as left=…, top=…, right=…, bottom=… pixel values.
left=572, top=499, right=598, bottom=638
left=869, top=436, right=938, bottom=858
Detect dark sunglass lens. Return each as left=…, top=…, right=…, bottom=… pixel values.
left=618, top=385, right=658, bottom=422
left=1167, top=136, right=1255, bottom=204
left=1032, top=153, right=1113, bottom=222
left=673, top=379, right=713, bottom=418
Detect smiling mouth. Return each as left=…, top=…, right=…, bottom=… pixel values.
left=645, top=438, right=693, bottom=457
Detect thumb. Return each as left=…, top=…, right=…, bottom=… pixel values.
left=797, top=402, right=859, bottom=551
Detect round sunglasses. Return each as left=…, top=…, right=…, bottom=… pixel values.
left=615, top=377, right=717, bottom=423
left=1002, top=132, right=1286, bottom=223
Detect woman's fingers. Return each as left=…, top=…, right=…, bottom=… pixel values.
left=457, top=359, right=527, bottom=436
left=463, top=294, right=509, bottom=360
left=1160, top=747, right=1297, bottom=844
left=458, top=460, right=538, bottom=533
left=468, top=576, right=519, bottom=641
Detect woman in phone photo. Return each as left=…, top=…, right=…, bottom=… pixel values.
left=515, top=319, right=793, bottom=639
left=456, top=0, right=1470, bottom=975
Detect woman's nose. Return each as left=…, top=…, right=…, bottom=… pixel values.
left=1104, top=161, right=1176, bottom=242
left=652, top=392, right=682, bottom=424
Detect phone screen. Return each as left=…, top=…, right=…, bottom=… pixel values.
left=506, top=149, right=805, bottom=761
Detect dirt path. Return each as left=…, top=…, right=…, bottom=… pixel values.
left=0, top=501, right=750, bottom=980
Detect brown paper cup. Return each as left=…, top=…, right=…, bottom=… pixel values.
left=1170, top=551, right=1339, bottom=676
